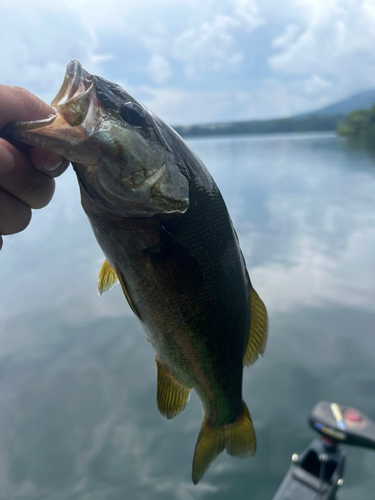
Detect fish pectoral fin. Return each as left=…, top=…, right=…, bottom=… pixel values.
left=97, top=259, right=119, bottom=295
left=98, top=260, right=143, bottom=321
left=243, top=286, right=268, bottom=366
left=114, top=263, right=143, bottom=321
left=192, top=402, right=256, bottom=485
left=156, top=356, right=190, bottom=420
left=144, top=225, right=203, bottom=295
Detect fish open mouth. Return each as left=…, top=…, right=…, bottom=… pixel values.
left=50, top=60, right=96, bottom=127
left=19, top=60, right=95, bottom=132
left=5, top=60, right=98, bottom=152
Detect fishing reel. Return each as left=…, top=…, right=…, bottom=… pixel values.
left=272, top=401, right=375, bottom=500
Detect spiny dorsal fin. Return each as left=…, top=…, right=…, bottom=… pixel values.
left=243, top=286, right=268, bottom=366
left=156, top=356, right=190, bottom=420
left=97, top=259, right=119, bottom=296
left=192, top=402, right=256, bottom=485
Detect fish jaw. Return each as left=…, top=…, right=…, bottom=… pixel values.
left=6, top=60, right=103, bottom=165
left=6, top=60, right=189, bottom=218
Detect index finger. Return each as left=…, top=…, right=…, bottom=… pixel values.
left=0, top=85, right=55, bottom=130
left=0, top=85, right=69, bottom=177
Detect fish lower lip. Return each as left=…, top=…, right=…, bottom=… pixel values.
left=3, top=112, right=58, bottom=137
left=3, top=60, right=95, bottom=143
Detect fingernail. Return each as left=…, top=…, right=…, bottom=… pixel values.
left=0, top=143, right=15, bottom=174
left=41, top=152, right=63, bottom=172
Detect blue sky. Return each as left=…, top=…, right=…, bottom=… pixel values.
left=1, top=0, right=375, bottom=125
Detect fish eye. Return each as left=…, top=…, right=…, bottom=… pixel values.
left=119, top=102, right=146, bottom=127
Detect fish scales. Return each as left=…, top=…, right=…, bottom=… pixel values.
left=5, top=60, right=268, bottom=484
left=82, top=158, right=248, bottom=425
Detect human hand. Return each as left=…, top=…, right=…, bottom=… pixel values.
left=0, top=85, right=69, bottom=250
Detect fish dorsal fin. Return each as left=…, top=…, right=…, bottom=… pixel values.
left=156, top=356, right=190, bottom=420
left=243, top=286, right=268, bottom=366
left=97, top=259, right=119, bottom=296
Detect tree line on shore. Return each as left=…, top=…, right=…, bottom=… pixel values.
left=173, top=107, right=375, bottom=141
left=337, top=105, right=375, bottom=140
left=173, top=115, right=343, bottom=138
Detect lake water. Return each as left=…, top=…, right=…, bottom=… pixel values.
left=0, top=132, right=374, bottom=499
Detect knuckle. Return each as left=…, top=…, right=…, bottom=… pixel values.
left=0, top=189, right=32, bottom=235
left=20, top=172, right=55, bottom=209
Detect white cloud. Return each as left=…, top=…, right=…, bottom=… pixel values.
left=269, top=0, right=375, bottom=97
left=272, top=24, right=300, bottom=49
left=1, top=0, right=375, bottom=123
left=254, top=224, right=375, bottom=314
left=233, top=0, right=264, bottom=29
left=301, top=74, right=334, bottom=96
left=90, top=54, right=116, bottom=64
left=226, top=133, right=375, bottom=314
left=0, top=4, right=100, bottom=103
left=147, top=54, right=173, bottom=84
left=133, top=81, right=323, bottom=124
left=133, top=86, right=238, bottom=124
left=142, top=21, right=169, bottom=53
left=173, top=2, right=264, bottom=75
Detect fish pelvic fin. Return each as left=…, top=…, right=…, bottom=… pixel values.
left=244, top=286, right=268, bottom=367
left=156, top=357, right=191, bottom=419
left=192, top=402, right=256, bottom=485
left=97, top=259, right=119, bottom=295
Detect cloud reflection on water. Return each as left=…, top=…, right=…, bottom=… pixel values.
left=189, top=133, right=375, bottom=314
left=0, top=132, right=374, bottom=498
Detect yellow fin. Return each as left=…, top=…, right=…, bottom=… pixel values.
left=97, top=259, right=119, bottom=296
left=192, top=402, right=256, bottom=485
left=156, top=356, right=190, bottom=420
left=243, top=286, right=268, bottom=367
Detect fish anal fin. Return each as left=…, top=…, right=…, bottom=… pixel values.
left=156, top=356, right=190, bottom=420
left=244, top=286, right=268, bottom=367
left=97, top=259, right=119, bottom=296
left=192, top=402, right=256, bottom=485
left=114, top=263, right=143, bottom=322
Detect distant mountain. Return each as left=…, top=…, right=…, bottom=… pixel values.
left=173, top=89, right=375, bottom=139
left=299, top=89, right=375, bottom=117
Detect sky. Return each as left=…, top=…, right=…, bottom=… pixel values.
left=1, top=0, right=375, bottom=125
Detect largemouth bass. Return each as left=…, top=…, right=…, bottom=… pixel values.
left=6, top=60, right=268, bottom=484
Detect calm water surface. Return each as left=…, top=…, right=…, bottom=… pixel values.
left=0, top=132, right=374, bottom=499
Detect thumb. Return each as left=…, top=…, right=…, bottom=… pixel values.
left=30, top=148, right=70, bottom=177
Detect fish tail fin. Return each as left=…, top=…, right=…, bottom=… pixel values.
left=225, top=402, right=256, bottom=458
left=192, top=402, right=256, bottom=485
